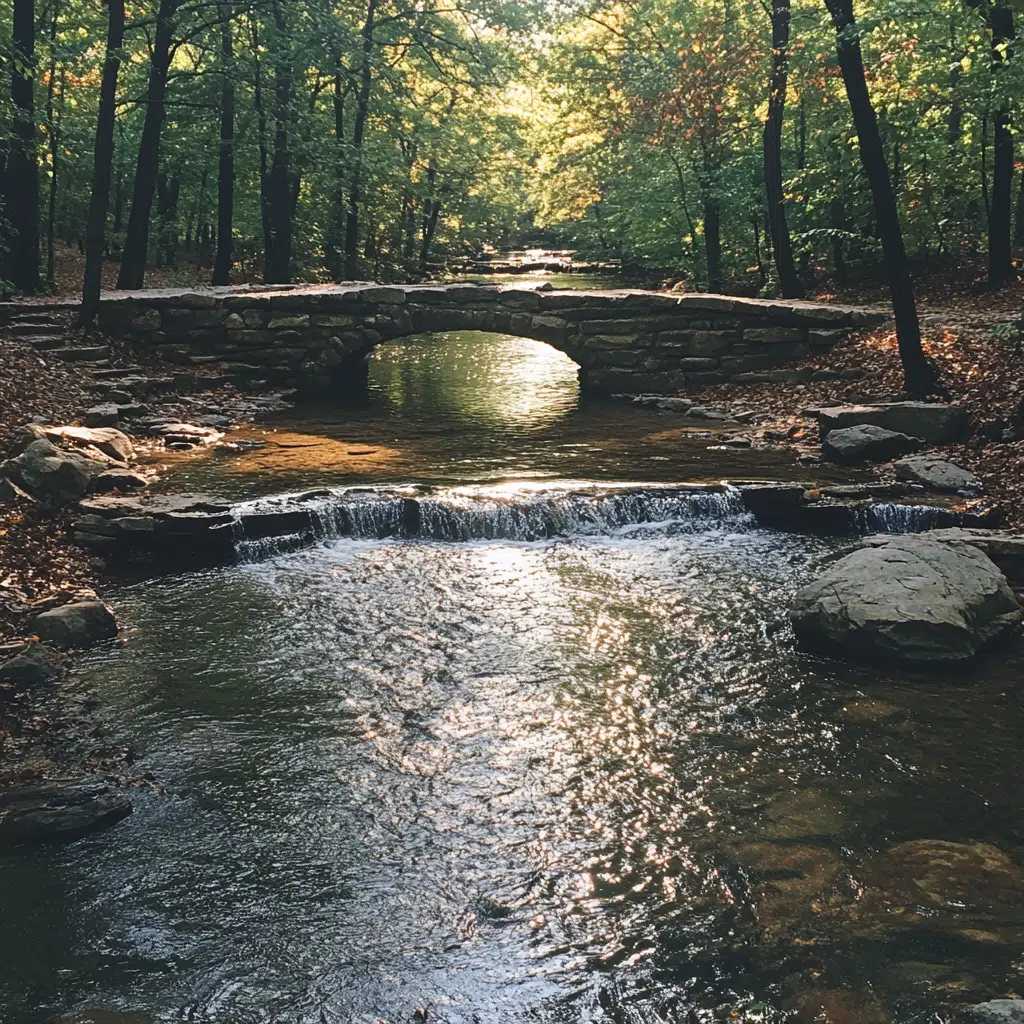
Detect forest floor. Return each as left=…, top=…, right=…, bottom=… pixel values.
left=687, top=274, right=1024, bottom=529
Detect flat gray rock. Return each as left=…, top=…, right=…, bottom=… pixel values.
left=961, top=1001, right=1024, bottom=1023
left=894, top=455, right=981, bottom=493
left=82, top=404, right=121, bottom=428
left=87, top=469, right=150, bottom=494
left=817, top=402, right=970, bottom=443
left=821, top=424, right=921, bottom=464
left=30, top=600, right=118, bottom=649
left=790, top=535, right=1021, bottom=663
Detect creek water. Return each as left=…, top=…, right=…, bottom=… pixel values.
left=2, top=331, right=1023, bottom=1024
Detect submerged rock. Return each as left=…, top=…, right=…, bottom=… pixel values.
left=791, top=989, right=890, bottom=1024
left=0, top=780, right=131, bottom=848
left=30, top=600, right=118, bottom=649
left=0, top=643, right=64, bottom=687
left=790, top=536, right=1021, bottom=663
left=838, top=840, right=1024, bottom=948
left=729, top=841, right=852, bottom=942
left=821, top=424, right=921, bottom=464
left=894, top=455, right=981, bottom=494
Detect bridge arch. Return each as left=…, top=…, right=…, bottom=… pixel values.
left=97, top=283, right=883, bottom=396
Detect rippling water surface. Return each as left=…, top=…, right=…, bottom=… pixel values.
left=2, top=333, right=1023, bottom=1023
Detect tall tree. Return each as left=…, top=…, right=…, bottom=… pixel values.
left=3, top=0, right=41, bottom=293
left=983, top=0, right=1016, bottom=287
left=81, top=0, right=126, bottom=324
left=824, top=0, right=934, bottom=396
left=116, top=0, right=177, bottom=289
left=763, top=0, right=803, bottom=297
left=212, top=4, right=234, bottom=285
left=343, top=0, right=377, bottom=280
left=261, top=0, right=298, bottom=283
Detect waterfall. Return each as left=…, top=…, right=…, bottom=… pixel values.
left=232, top=484, right=751, bottom=561
left=858, top=503, right=950, bottom=534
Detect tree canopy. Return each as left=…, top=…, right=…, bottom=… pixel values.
left=1, top=0, right=1021, bottom=317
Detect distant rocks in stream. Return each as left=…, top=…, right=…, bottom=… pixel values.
left=790, top=535, right=1021, bottom=663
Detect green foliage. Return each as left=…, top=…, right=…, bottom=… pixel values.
left=1, top=0, right=1022, bottom=288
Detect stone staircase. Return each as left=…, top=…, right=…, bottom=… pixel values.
left=4, top=308, right=112, bottom=366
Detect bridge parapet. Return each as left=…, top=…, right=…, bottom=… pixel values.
left=96, top=283, right=887, bottom=396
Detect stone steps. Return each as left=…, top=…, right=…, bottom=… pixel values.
left=88, top=365, right=144, bottom=378
left=48, top=346, right=110, bottom=363
left=27, top=334, right=67, bottom=350
left=10, top=321, right=65, bottom=335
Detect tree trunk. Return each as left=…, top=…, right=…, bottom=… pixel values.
left=825, top=0, right=933, bottom=396
left=763, top=0, right=803, bottom=297
left=263, top=0, right=296, bottom=284
left=987, top=3, right=1016, bottom=287
left=3, top=0, right=41, bottom=293
left=1015, top=172, right=1024, bottom=245
left=117, top=0, right=176, bottom=288
left=155, top=170, right=180, bottom=266
left=212, top=6, right=234, bottom=285
left=343, top=0, right=377, bottom=280
left=829, top=196, right=847, bottom=284
left=418, top=163, right=440, bottom=277
left=249, top=20, right=273, bottom=275
left=80, top=0, right=125, bottom=324
left=45, top=14, right=62, bottom=288
left=704, top=196, right=723, bottom=293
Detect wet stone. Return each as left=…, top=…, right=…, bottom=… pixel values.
left=0, top=780, right=131, bottom=849
left=0, top=643, right=64, bottom=687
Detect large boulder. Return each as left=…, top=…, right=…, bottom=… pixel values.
left=30, top=600, right=118, bottom=648
left=790, top=535, right=1021, bottom=663
left=821, top=424, right=921, bottom=464
left=42, top=424, right=134, bottom=463
left=4, top=439, right=107, bottom=505
left=817, top=402, right=970, bottom=443
left=0, top=643, right=64, bottom=687
left=894, top=455, right=981, bottom=494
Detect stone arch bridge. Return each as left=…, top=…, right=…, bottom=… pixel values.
left=97, top=283, right=886, bottom=396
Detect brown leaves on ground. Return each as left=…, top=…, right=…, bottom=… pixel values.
left=688, top=286, right=1024, bottom=528
left=1, top=328, right=103, bottom=642
left=0, top=322, right=89, bottom=460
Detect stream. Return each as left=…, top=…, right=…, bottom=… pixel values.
left=1, top=328, right=1022, bottom=1023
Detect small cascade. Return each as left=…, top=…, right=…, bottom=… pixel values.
left=232, top=484, right=751, bottom=561
left=859, top=502, right=950, bottom=534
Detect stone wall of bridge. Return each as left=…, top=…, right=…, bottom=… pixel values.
left=96, top=283, right=886, bottom=396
